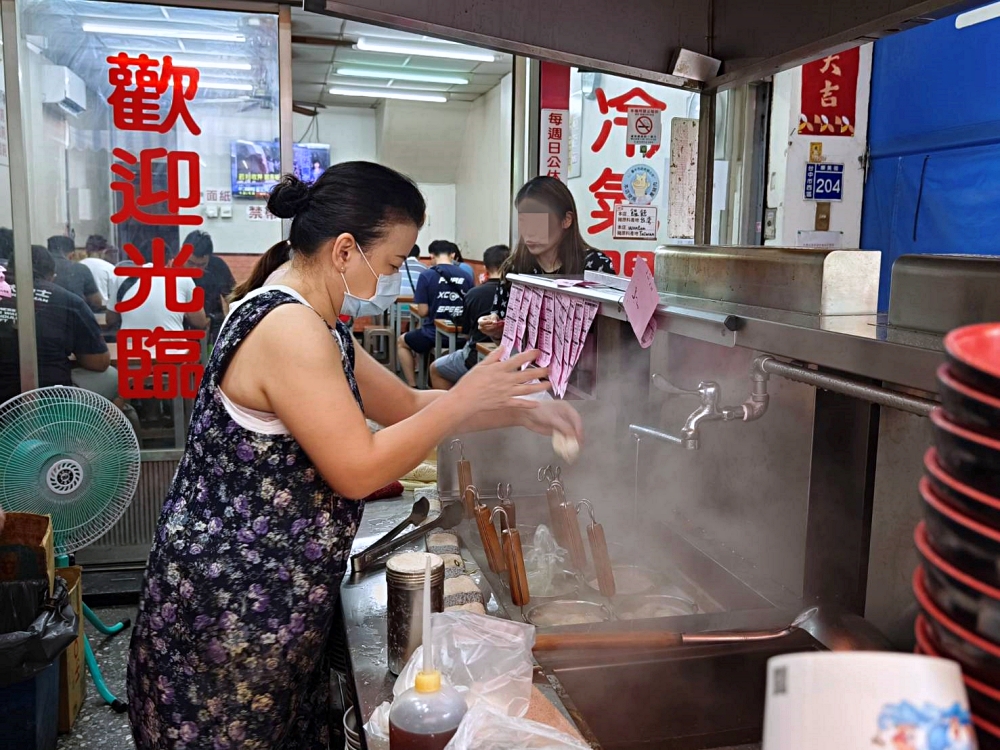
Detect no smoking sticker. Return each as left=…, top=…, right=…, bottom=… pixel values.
left=627, top=107, right=662, bottom=146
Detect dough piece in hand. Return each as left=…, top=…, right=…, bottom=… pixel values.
left=552, top=432, right=580, bottom=464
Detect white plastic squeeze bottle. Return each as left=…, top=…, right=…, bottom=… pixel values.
left=389, top=557, right=467, bottom=750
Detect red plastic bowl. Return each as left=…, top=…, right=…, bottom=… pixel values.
left=946, top=323, right=1000, bottom=399
left=916, top=614, right=1000, bottom=733
left=914, top=566, right=1000, bottom=685
left=931, top=408, right=1000, bottom=503
left=916, top=521, right=1000, bottom=644
left=920, top=476, right=1000, bottom=589
left=925, top=448, right=1000, bottom=530
left=939, top=364, right=1000, bottom=438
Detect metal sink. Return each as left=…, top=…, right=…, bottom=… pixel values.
left=537, top=629, right=821, bottom=750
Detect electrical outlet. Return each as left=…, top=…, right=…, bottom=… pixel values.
left=220, top=205, right=233, bottom=219
left=764, top=208, right=777, bottom=240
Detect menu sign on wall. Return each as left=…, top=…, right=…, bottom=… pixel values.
left=107, top=53, right=206, bottom=400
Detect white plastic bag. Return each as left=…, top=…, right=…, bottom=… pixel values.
left=363, top=611, right=536, bottom=748
left=444, top=703, right=590, bottom=750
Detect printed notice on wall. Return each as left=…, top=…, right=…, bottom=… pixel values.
left=613, top=204, right=657, bottom=240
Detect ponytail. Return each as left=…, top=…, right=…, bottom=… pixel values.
left=230, top=240, right=290, bottom=302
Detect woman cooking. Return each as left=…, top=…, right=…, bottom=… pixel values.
left=480, top=175, right=615, bottom=336
left=126, top=161, right=582, bottom=750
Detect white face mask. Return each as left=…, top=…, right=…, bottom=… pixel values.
left=340, top=245, right=401, bottom=318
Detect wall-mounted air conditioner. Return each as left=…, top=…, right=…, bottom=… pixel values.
left=42, top=65, right=87, bottom=116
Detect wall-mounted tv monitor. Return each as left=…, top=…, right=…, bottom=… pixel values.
left=231, top=141, right=331, bottom=200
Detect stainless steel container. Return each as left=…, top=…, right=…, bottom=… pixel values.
left=523, top=600, right=612, bottom=628
left=386, top=551, right=444, bottom=674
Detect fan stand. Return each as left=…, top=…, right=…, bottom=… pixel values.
left=57, top=554, right=130, bottom=713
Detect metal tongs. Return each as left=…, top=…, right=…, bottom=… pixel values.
left=350, top=501, right=463, bottom=574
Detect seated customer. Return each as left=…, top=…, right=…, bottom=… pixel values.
left=108, top=239, right=209, bottom=335
left=399, top=244, right=426, bottom=299
left=47, top=235, right=102, bottom=311
left=430, top=244, right=509, bottom=389
left=183, top=230, right=235, bottom=344
left=0, top=245, right=114, bottom=404
left=397, top=240, right=473, bottom=387
left=80, top=234, right=117, bottom=308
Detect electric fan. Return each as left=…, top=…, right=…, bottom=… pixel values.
left=0, top=386, right=141, bottom=712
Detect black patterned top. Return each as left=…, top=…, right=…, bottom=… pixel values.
left=127, top=288, right=364, bottom=750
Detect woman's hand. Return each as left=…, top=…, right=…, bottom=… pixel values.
left=449, top=347, right=549, bottom=415
left=521, top=399, right=583, bottom=442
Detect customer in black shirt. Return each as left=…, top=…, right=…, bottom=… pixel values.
left=0, top=245, right=111, bottom=403
left=47, top=235, right=102, bottom=311
left=183, top=230, right=235, bottom=344
left=429, top=244, right=510, bottom=389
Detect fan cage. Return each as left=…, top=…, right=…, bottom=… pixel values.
left=0, top=386, right=141, bottom=554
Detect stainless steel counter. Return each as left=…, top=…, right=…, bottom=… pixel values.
left=507, top=273, right=944, bottom=393
left=339, top=494, right=596, bottom=747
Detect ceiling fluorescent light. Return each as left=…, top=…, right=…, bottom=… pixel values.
left=173, top=59, right=252, bottom=71
left=355, top=37, right=494, bottom=62
left=329, top=86, right=447, bottom=103
left=336, top=67, right=468, bottom=85
left=956, top=1, right=1000, bottom=28
left=199, top=82, right=253, bottom=91
left=81, top=22, right=245, bottom=43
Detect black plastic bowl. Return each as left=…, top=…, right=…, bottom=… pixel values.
left=925, top=448, right=1000, bottom=530
left=946, top=323, right=1000, bottom=399
left=914, top=566, right=1000, bottom=686
left=916, top=615, right=1000, bottom=730
left=916, top=521, right=1000, bottom=645
left=931, top=408, right=1000, bottom=498
left=921, top=477, right=1000, bottom=590
left=939, top=364, right=1000, bottom=438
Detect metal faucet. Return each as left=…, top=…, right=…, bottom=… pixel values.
left=629, top=367, right=771, bottom=450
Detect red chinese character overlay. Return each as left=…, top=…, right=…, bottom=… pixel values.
left=117, top=328, right=205, bottom=399
left=111, top=148, right=203, bottom=226
left=591, top=87, right=667, bottom=158
left=107, top=53, right=201, bottom=135
left=587, top=168, right=625, bottom=235
left=114, top=239, right=204, bottom=313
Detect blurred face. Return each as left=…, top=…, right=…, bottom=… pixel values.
left=516, top=196, right=572, bottom=257
left=335, top=222, right=418, bottom=299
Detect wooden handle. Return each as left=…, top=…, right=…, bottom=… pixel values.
left=588, top=522, right=615, bottom=598
left=458, top=462, right=474, bottom=516
left=546, top=486, right=568, bottom=549
left=560, top=502, right=587, bottom=571
left=533, top=631, right=683, bottom=652
left=475, top=503, right=505, bottom=573
left=501, top=498, right=517, bottom=529
left=504, top=529, right=530, bottom=606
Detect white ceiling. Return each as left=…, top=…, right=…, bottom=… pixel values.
left=291, top=10, right=513, bottom=110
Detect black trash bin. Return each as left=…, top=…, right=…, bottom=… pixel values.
left=0, top=577, right=79, bottom=750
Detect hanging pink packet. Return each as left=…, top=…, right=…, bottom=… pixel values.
left=513, top=285, right=532, bottom=354
left=561, top=299, right=585, bottom=396
left=537, top=291, right=555, bottom=368
left=550, top=293, right=572, bottom=396
left=499, top=284, right=525, bottom=359
left=525, top=288, right=543, bottom=352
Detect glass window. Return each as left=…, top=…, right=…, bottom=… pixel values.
left=565, top=68, right=702, bottom=271
left=11, top=0, right=281, bottom=448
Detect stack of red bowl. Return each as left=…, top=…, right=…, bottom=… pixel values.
left=917, top=323, right=1000, bottom=747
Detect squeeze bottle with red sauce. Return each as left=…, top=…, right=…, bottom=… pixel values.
left=389, top=558, right=467, bottom=749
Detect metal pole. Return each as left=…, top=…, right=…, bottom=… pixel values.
left=694, top=92, right=716, bottom=245
left=1, top=0, right=38, bottom=395
left=278, top=4, right=293, bottom=240
left=756, top=356, right=937, bottom=417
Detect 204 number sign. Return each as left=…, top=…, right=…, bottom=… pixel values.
left=804, top=163, right=844, bottom=202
